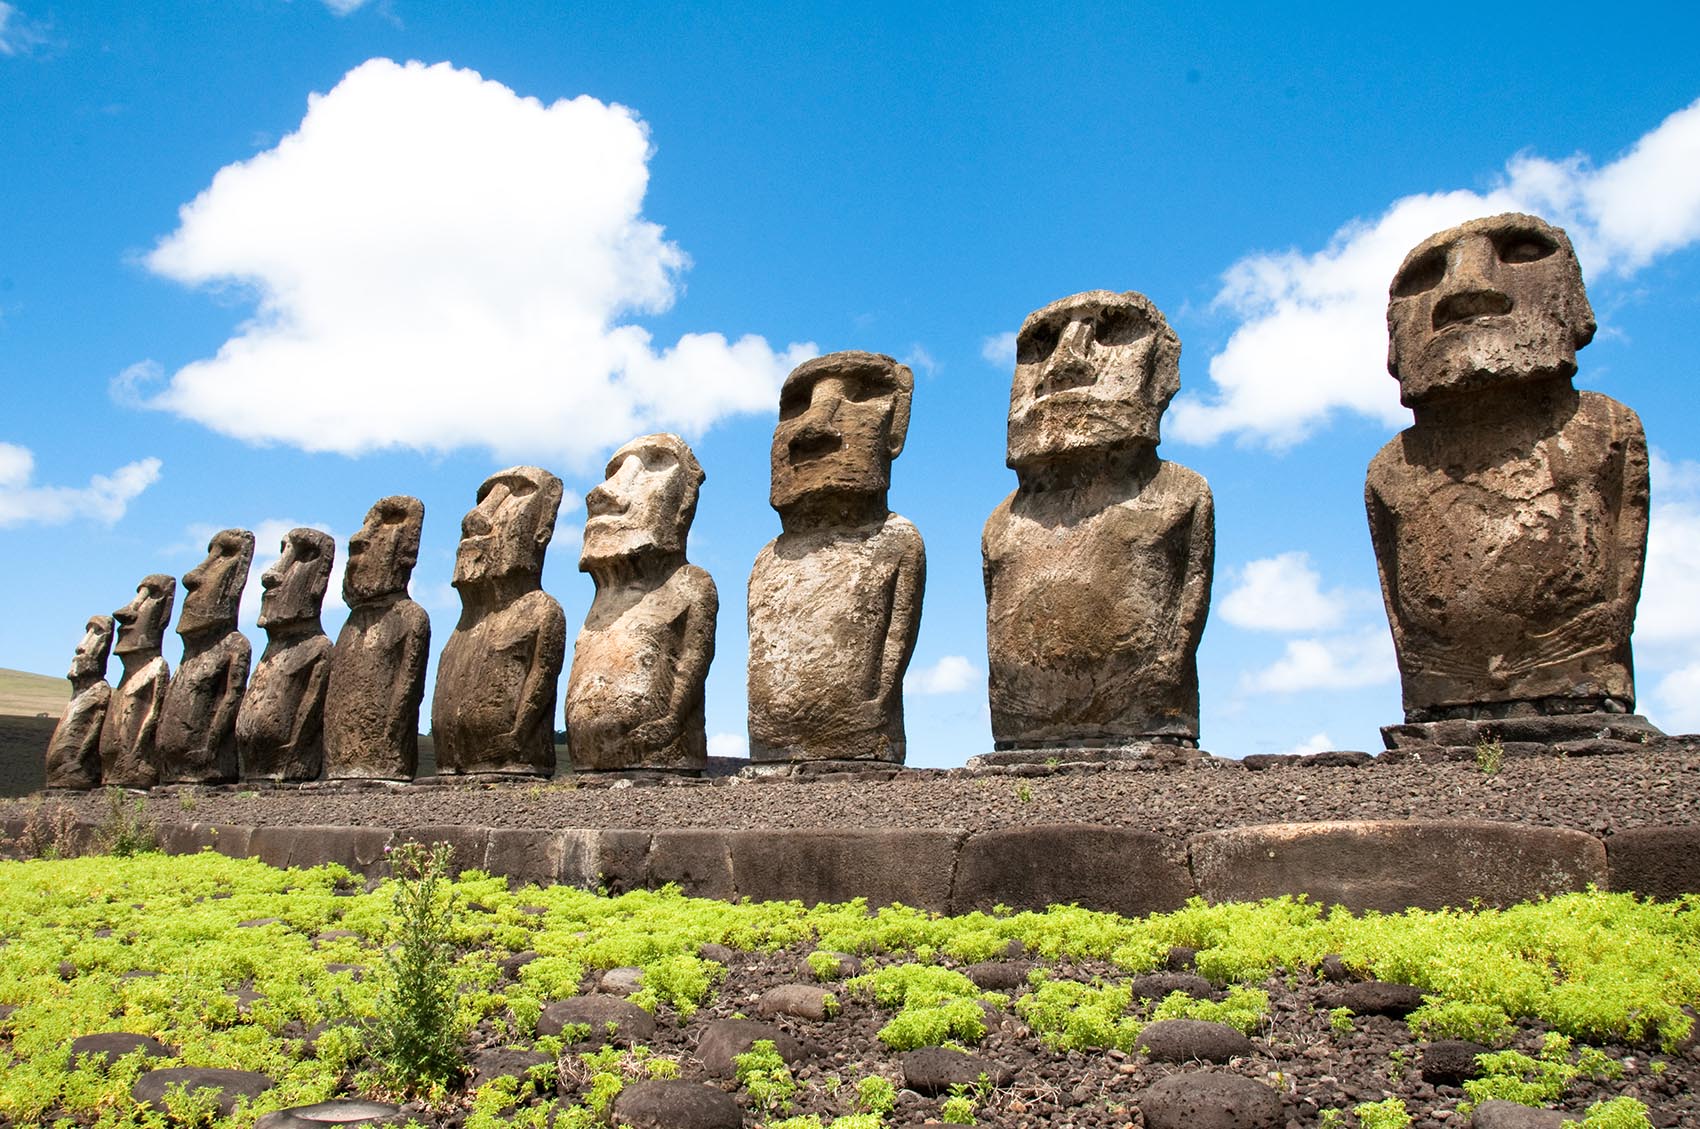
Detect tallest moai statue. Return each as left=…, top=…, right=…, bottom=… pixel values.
left=1367, top=213, right=1659, bottom=751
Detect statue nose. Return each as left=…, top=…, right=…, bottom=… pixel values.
left=463, top=509, right=493, bottom=537
left=1433, top=236, right=1513, bottom=329
left=1036, top=321, right=1096, bottom=394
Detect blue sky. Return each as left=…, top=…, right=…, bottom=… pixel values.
left=4, top=2, right=1699, bottom=767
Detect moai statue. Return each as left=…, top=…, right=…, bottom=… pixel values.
left=100, top=575, right=176, bottom=788
left=1367, top=213, right=1658, bottom=750
left=566, top=434, right=718, bottom=773
left=431, top=466, right=567, bottom=776
left=156, top=529, right=255, bottom=784
left=44, top=616, right=115, bottom=790
left=981, top=291, right=1214, bottom=759
left=237, top=528, right=335, bottom=781
left=324, top=497, right=430, bottom=781
left=747, top=352, right=925, bottom=765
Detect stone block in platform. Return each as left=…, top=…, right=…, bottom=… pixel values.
left=1189, top=820, right=1607, bottom=912
left=1380, top=712, right=1662, bottom=751
left=648, top=829, right=734, bottom=900
left=727, top=828, right=963, bottom=908
left=1606, top=825, right=1700, bottom=900
left=950, top=823, right=1193, bottom=916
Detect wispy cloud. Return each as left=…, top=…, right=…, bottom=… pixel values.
left=0, top=443, right=161, bottom=528
left=129, top=58, right=814, bottom=469
left=0, top=2, right=49, bottom=57
left=980, top=330, right=1016, bottom=368
left=1170, top=97, right=1700, bottom=448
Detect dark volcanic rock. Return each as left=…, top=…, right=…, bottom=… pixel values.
left=69, top=1032, right=172, bottom=1066
left=964, top=960, right=1031, bottom=990
left=1133, top=1018, right=1255, bottom=1063
left=1128, top=971, right=1215, bottom=1000
left=757, top=983, right=838, bottom=1021
left=467, top=1048, right=554, bottom=1087
left=1324, top=980, right=1427, bottom=1017
left=1422, top=1039, right=1490, bottom=1085
left=1139, top=1071, right=1283, bottom=1129
left=1470, top=1099, right=1579, bottom=1127
left=536, top=996, right=655, bottom=1044
left=253, top=1100, right=399, bottom=1129
left=898, top=1046, right=1015, bottom=1094
left=696, top=1019, right=808, bottom=1077
left=133, top=1068, right=273, bottom=1115
left=612, top=1080, right=742, bottom=1129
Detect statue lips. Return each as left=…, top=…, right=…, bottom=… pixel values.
left=1432, top=290, right=1514, bottom=332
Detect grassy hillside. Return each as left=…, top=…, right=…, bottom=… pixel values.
left=0, top=668, right=67, bottom=718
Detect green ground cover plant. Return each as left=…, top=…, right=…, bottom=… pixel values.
left=0, top=852, right=1693, bottom=1128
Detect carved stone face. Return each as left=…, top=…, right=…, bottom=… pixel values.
left=69, top=615, right=114, bottom=680
left=1007, top=290, right=1181, bottom=471
left=343, top=495, right=424, bottom=606
left=177, top=529, right=256, bottom=637
left=454, top=466, right=563, bottom=588
left=769, top=352, right=912, bottom=514
left=581, top=434, right=703, bottom=569
left=1388, top=213, right=1595, bottom=407
left=258, top=528, right=335, bottom=630
left=113, top=574, right=176, bottom=657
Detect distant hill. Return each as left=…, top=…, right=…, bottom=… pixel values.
left=0, top=668, right=69, bottom=718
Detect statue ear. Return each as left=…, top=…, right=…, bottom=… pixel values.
left=887, top=384, right=912, bottom=460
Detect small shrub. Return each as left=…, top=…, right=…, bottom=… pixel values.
left=856, top=1074, right=898, bottom=1116
left=1354, top=1097, right=1412, bottom=1129
left=1579, top=1096, right=1653, bottom=1128
left=1329, top=1007, right=1355, bottom=1034
left=97, top=786, right=158, bottom=856
left=734, top=1039, right=796, bottom=1115
left=1407, top=999, right=1513, bottom=1045
left=369, top=840, right=463, bottom=1095
left=1475, top=738, right=1505, bottom=775
left=14, top=800, right=80, bottom=859
left=940, top=1090, right=977, bottom=1125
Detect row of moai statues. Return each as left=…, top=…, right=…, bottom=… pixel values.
left=44, top=212, right=1658, bottom=787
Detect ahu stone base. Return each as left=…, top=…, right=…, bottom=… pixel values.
left=1379, top=711, right=1662, bottom=762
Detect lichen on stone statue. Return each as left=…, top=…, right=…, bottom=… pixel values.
left=567, top=434, right=718, bottom=774
left=431, top=467, right=566, bottom=777
left=982, top=290, right=1214, bottom=755
left=238, top=527, right=335, bottom=782
left=100, top=574, right=175, bottom=788
left=45, top=615, right=115, bottom=790
left=324, top=496, right=430, bottom=781
left=747, top=351, right=926, bottom=765
left=156, top=529, right=255, bottom=785
left=1366, top=213, right=1655, bottom=745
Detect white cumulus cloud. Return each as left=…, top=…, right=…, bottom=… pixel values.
left=1219, top=551, right=1351, bottom=632
left=1239, top=627, right=1396, bottom=695
left=707, top=732, right=748, bottom=759
left=131, top=58, right=814, bottom=467
left=1170, top=97, right=1700, bottom=448
left=1274, top=731, right=1335, bottom=757
left=0, top=443, right=162, bottom=528
left=980, top=330, right=1017, bottom=368
left=906, top=654, right=979, bottom=696
left=1636, top=452, right=1700, bottom=734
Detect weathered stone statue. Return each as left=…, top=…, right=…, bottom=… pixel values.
left=432, top=467, right=566, bottom=776
left=324, top=497, right=430, bottom=781
left=100, top=575, right=176, bottom=788
left=1367, top=213, right=1657, bottom=752
left=566, top=434, right=718, bottom=773
left=44, top=616, right=115, bottom=790
left=156, top=529, right=255, bottom=784
left=981, top=291, right=1214, bottom=758
left=237, top=528, right=335, bottom=782
left=747, top=352, right=925, bottom=765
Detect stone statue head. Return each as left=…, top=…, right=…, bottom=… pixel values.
left=113, top=574, right=176, bottom=657
left=581, top=433, right=704, bottom=570
left=769, top=351, right=913, bottom=514
left=177, top=528, right=256, bottom=637
left=343, top=495, right=424, bottom=606
left=454, top=466, right=564, bottom=589
left=258, top=527, right=336, bottom=631
left=1388, top=212, right=1595, bottom=407
left=1006, top=290, right=1182, bottom=471
left=69, top=615, right=115, bottom=681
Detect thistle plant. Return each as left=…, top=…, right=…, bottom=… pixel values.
left=369, top=840, right=463, bottom=1095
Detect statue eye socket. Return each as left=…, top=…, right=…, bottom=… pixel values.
left=1016, top=323, right=1060, bottom=365
left=1392, top=249, right=1446, bottom=298
left=1496, top=233, right=1557, bottom=264
left=778, top=383, right=810, bottom=420
left=508, top=480, right=536, bottom=498
left=297, top=545, right=320, bottom=562
left=1093, top=309, right=1149, bottom=347
left=843, top=377, right=889, bottom=403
